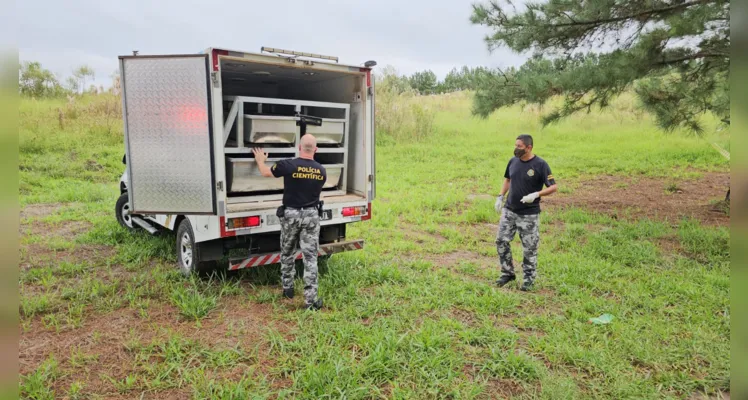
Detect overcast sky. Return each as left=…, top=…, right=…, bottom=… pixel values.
left=18, top=0, right=527, bottom=87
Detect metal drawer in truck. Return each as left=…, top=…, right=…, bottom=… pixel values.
left=306, top=118, right=345, bottom=144
left=243, top=115, right=297, bottom=144
left=231, top=115, right=345, bottom=145
left=227, top=157, right=344, bottom=193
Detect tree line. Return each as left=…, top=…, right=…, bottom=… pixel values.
left=18, top=61, right=115, bottom=98
left=385, top=66, right=493, bottom=95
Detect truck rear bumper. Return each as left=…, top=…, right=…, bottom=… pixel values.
left=228, top=239, right=364, bottom=270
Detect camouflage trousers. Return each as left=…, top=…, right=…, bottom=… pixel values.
left=280, top=207, right=320, bottom=306
left=496, top=208, right=540, bottom=285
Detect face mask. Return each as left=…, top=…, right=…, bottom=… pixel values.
left=514, top=148, right=526, bottom=158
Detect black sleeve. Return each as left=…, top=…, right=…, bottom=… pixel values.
left=542, top=161, right=556, bottom=187
left=504, top=159, right=512, bottom=179
left=271, top=160, right=293, bottom=177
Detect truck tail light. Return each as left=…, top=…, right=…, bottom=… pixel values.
left=342, top=206, right=368, bottom=217
left=228, top=216, right=261, bottom=229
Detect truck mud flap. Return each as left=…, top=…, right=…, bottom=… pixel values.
left=228, top=239, right=364, bottom=271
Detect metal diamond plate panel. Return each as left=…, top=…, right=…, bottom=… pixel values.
left=122, top=56, right=214, bottom=214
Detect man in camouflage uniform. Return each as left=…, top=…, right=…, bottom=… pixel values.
left=494, top=134, right=557, bottom=291
left=253, top=134, right=327, bottom=310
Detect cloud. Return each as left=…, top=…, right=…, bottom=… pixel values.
left=19, top=0, right=528, bottom=85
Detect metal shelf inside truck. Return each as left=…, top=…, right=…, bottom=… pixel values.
left=222, top=96, right=350, bottom=200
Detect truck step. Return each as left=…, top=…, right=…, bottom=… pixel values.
left=131, top=216, right=158, bottom=234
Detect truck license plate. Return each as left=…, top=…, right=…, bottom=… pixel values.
left=321, top=210, right=332, bottom=221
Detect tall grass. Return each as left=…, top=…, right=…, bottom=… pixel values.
left=20, top=93, right=124, bottom=206
left=374, top=67, right=435, bottom=144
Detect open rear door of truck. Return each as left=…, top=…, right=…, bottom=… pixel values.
left=120, top=54, right=216, bottom=215
left=368, top=72, right=376, bottom=200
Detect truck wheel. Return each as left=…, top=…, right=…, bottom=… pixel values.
left=115, top=193, right=138, bottom=231
left=176, top=219, right=215, bottom=277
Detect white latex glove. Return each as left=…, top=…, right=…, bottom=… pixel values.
left=494, top=195, right=504, bottom=213
left=520, top=192, right=540, bottom=204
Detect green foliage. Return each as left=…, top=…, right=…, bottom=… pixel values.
left=70, top=65, right=96, bottom=94
left=373, top=66, right=435, bottom=142
left=20, top=356, right=59, bottom=399
left=441, top=66, right=491, bottom=93
left=470, top=0, right=730, bottom=133
left=408, top=69, right=438, bottom=94
left=19, top=61, right=68, bottom=98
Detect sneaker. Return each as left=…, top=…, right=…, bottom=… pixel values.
left=496, top=275, right=516, bottom=288
left=282, top=288, right=294, bottom=299
left=520, top=281, right=533, bottom=292
left=306, top=299, right=323, bottom=311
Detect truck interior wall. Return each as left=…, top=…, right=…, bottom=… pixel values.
left=282, top=76, right=367, bottom=198
left=220, top=65, right=368, bottom=198
left=222, top=82, right=280, bottom=98
left=346, top=102, right=366, bottom=197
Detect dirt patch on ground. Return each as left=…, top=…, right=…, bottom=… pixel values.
left=422, top=250, right=487, bottom=268
left=483, top=378, right=527, bottom=399
left=19, top=203, right=115, bottom=270
left=21, top=220, right=90, bottom=241
left=398, top=225, right=448, bottom=244
left=20, top=203, right=64, bottom=220
left=544, top=172, right=730, bottom=226
left=19, top=295, right=294, bottom=397
left=20, top=243, right=116, bottom=271
left=463, top=363, right=528, bottom=399
left=450, top=308, right=480, bottom=327
left=690, top=391, right=730, bottom=400
left=657, top=236, right=684, bottom=257
left=19, top=209, right=90, bottom=243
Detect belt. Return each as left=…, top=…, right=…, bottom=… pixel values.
left=284, top=205, right=318, bottom=210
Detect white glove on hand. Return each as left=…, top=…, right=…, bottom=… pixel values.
left=520, top=192, right=540, bottom=204
left=494, top=195, right=504, bottom=213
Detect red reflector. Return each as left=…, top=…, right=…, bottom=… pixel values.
left=359, top=68, right=371, bottom=87
left=362, top=203, right=372, bottom=221
left=212, top=49, right=228, bottom=71
left=247, top=216, right=261, bottom=227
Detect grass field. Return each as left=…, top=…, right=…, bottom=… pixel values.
left=19, top=91, right=730, bottom=399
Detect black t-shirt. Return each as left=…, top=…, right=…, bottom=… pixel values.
left=504, top=155, right=555, bottom=215
left=271, top=158, right=327, bottom=208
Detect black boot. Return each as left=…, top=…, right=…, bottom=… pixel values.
left=306, top=299, right=323, bottom=311
left=496, top=274, right=516, bottom=288
left=283, top=288, right=294, bottom=299
left=520, top=281, right=533, bottom=292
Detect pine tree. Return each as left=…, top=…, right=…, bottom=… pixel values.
left=409, top=70, right=438, bottom=95
left=470, top=0, right=729, bottom=134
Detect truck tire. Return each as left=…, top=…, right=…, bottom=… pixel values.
left=176, top=219, right=215, bottom=277
left=115, top=193, right=138, bottom=231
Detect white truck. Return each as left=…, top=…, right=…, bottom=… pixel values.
left=115, top=46, right=376, bottom=276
